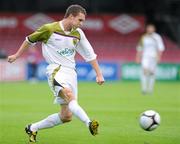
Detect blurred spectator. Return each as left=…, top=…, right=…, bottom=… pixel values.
left=27, top=47, right=39, bottom=82
left=0, top=49, right=7, bottom=59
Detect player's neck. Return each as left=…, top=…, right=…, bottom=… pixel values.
left=147, top=31, right=155, bottom=35
left=61, top=19, right=72, bottom=32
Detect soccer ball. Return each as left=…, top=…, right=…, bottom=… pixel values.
left=139, top=110, right=161, bottom=131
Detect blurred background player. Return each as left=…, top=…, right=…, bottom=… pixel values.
left=136, top=24, right=165, bottom=94
left=7, top=4, right=104, bottom=142
left=27, top=46, right=39, bottom=83
left=0, top=48, right=7, bottom=59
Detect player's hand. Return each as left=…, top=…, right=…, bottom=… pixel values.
left=135, top=57, right=141, bottom=64
left=156, top=56, right=161, bottom=63
left=96, top=74, right=105, bottom=85
left=7, top=54, right=17, bottom=63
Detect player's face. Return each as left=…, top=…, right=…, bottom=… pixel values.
left=70, top=13, right=85, bottom=29
left=146, top=25, right=155, bottom=34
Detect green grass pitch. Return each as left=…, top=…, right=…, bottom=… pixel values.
left=0, top=81, right=180, bottom=144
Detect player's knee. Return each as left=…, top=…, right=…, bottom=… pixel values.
left=144, top=69, right=152, bottom=76
left=65, top=88, right=73, bottom=97
left=61, top=113, right=72, bottom=123
left=143, top=69, right=148, bottom=75
left=61, top=88, right=74, bottom=102
left=149, top=72, right=155, bottom=75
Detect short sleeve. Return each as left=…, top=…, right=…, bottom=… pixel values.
left=26, top=24, right=52, bottom=44
left=136, top=36, right=144, bottom=51
left=156, top=35, right=165, bottom=52
left=76, top=29, right=97, bottom=62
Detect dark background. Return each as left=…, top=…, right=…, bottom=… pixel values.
left=0, top=0, right=180, bottom=45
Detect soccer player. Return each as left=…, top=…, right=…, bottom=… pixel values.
left=136, top=24, right=165, bottom=94
left=7, top=4, right=104, bottom=142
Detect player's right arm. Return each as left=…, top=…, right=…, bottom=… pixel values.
left=135, top=36, right=144, bottom=63
left=8, top=41, right=31, bottom=63
left=136, top=51, right=142, bottom=64
left=8, top=24, right=51, bottom=63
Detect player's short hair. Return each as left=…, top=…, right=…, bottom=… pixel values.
left=146, top=23, right=155, bottom=28
left=64, top=4, right=87, bottom=18
left=146, top=23, right=156, bottom=31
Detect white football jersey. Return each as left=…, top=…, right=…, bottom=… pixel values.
left=26, top=21, right=96, bottom=69
left=137, top=32, right=165, bottom=58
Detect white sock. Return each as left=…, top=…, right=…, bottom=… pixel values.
left=68, top=100, right=91, bottom=127
left=141, top=72, right=148, bottom=92
left=30, top=113, right=63, bottom=132
left=148, top=74, right=155, bottom=93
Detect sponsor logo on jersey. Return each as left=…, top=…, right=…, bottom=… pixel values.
left=57, top=48, right=75, bottom=56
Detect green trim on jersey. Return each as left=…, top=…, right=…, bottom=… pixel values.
left=28, top=22, right=81, bottom=44
left=51, top=65, right=61, bottom=90
left=137, top=35, right=145, bottom=51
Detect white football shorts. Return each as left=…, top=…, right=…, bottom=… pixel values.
left=46, top=64, right=78, bottom=105
left=141, top=57, right=157, bottom=73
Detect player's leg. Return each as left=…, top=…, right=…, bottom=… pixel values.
left=60, top=104, right=72, bottom=122
left=141, top=68, right=150, bottom=94
left=59, top=87, right=91, bottom=126
left=141, top=58, right=155, bottom=94
left=50, top=66, right=99, bottom=135
left=148, top=72, right=155, bottom=94
left=26, top=68, right=66, bottom=133
left=148, top=59, right=157, bottom=94
left=25, top=103, right=73, bottom=143
left=141, top=59, right=149, bottom=94
left=25, top=104, right=73, bottom=143
left=28, top=113, right=63, bottom=132
left=25, top=65, right=64, bottom=142
left=26, top=83, right=71, bottom=131
left=25, top=112, right=63, bottom=142
left=59, top=87, right=99, bottom=135
left=54, top=67, right=92, bottom=126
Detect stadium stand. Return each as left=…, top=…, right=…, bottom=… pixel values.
left=1, top=29, right=180, bottom=63
left=85, top=33, right=180, bottom=63
left=1, top=14, right=180, bottom=63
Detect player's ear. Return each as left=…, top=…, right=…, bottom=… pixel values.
left=69, top=14, right=74, bottom=19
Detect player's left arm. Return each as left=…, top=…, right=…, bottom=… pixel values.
left=89, top=59, right=105, bottom=85
left=76, top=29, right=104, bottom=85
left=156, top=35, right=165, bottom=63
left=135, top=36, right=143, bottom=63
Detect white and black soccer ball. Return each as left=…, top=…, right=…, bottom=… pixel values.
left=139, top=110, right=161, bottom=131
